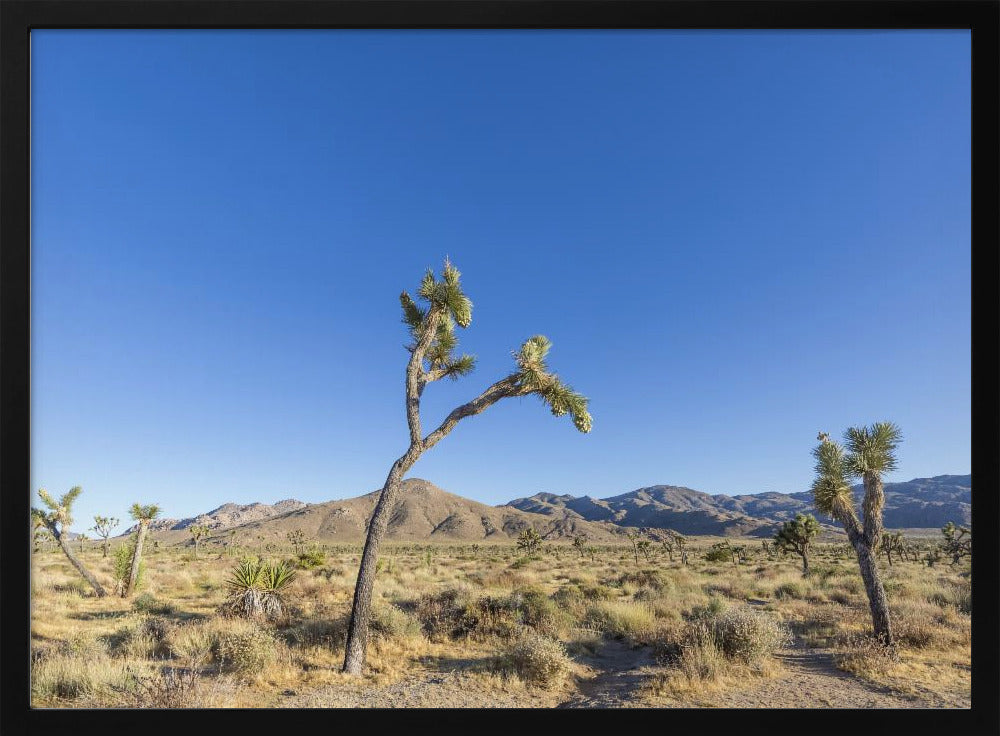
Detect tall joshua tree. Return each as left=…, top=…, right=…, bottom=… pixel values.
left=31, top=487, right=107, bottom=597
left=90, top=515, right=119, bottom=558
left=123, top=503, right=161, bottom=597
left=189, top=524, right=209, bottom=557
left=774, top=513, right=820, bottom=574
left=342, top=260, right=591, bottom=675
left=811, top=423, right=902, bottom=648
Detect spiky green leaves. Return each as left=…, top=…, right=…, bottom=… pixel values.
left=774, top=513, right=821, bottom=552
left=844, top=422, right=902, bottom=479
left=403, top=261, right=477, bottom=380
left=223, top=556, right=297, bottom=622
left=129, top=503, right=162, bottom=522
left=416, top=261, right=473, bottom=328
left=514, top=335, right=592, bottom=433
left=810, top=437, right=853, bottom=517
left=33, top=486, right=83, bottom=530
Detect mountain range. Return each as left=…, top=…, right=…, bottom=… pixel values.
left=131, top=474, right=970, bottom=545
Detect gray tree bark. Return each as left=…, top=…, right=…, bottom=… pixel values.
left=124, top=522, right=149, bottom=597
left=49, top=526, right=106, bottom=597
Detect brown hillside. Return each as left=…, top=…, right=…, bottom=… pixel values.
left=152, top=478, right=625, bottom=547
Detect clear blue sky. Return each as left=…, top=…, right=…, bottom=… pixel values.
left=31, top=30, right=971, bottom=529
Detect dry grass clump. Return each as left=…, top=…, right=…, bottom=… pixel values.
left=32, top=651, right=127, bottom=703
left=369, top=603, right=423, bottom=641
left=415, top=588, right=471, bottom=640
left=711, top=606, right=790, bottom=664
left=834, top=633, right=898, bottom=679
left=213, top=625, right=280, bottom=676
left=583, top=600, right=657, bottom=640
left=496, top=629, right=572, bottom=689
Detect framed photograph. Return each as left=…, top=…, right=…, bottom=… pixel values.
left=2, top=1, right=997, bottom=733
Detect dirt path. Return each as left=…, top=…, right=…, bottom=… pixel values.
left=704, top=645, right=951, bottom=709
left=558, top=638, right=657, bottom=708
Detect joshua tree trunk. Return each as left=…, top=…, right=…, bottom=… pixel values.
left=124, top=521, right=149, bottom=597
left=801, top=548, right=810, bottom=575
left=102, top=539, right=110, bottom=558
left=854, top=541, right=892, bottom=644
left=344, top=454, right=417, bottom=675
left=53, top=529, right=106, bottom=597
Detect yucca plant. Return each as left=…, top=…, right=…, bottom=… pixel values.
left=222, top=556, right=297, bottom=623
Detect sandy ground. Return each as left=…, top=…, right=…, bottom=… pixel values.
left=276, top=636, right=968, bottom=709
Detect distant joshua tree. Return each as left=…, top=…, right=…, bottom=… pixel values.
left=625, top=529, right=643, bottom=566
left=286, top=529, right=308, bottom=554
left=123, top=503, right=161, bottom=597
left=189, top=524, right=210, bottom=556
left=572, top=534, right=587, bottom=559
left=879, top=531, right=906, bottom=567
left=517, top=527, right=543, bottom=556
left=31, top=487, right=106, bottom=597
left=774, top=513, right=821, bottom=574
left=90, top=515, right=120, bottom=558
left=811, top=422, right=902, bottom=649
left=636, top=539, right=653, bottom=563
left=940, top=522, right=971, bottom=565
left=342, top=260, right=591, bottom=676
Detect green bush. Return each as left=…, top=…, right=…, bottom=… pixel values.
left=293, top=548, right=327, bottom=570
left=113, top=542, right=144, bottom=594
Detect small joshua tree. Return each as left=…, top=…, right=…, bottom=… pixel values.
left=637, top=539, right=653, bottom=563
left=774, top=513, right=821, bottom=575
left=625, top=529, right=643, bottom=566
left=77, top=533, right=90, bottom=553
left=879, top=531, right=906, bottom=567
left=343, top=260, right=591, bottom=675
left=31, top=487, right=106, bottom=597
left=517, top=527, right=542, bottom=557
left=90, top=515, right=119, bottom=558
left=286, top=529, right=307, bottom=554
left=940, top=522, right=971, bottom=565
left=811, top=423, right=902, bottom=649
left=123, top=503, right=161, bottom=598
left=189, top=524, right=209, bottom=557
left=586, top=545, right=598, bottom=563
left=572, top=534, right=587, bottom=559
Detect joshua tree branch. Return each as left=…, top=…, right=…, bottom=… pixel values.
left=421, top=374, right=525, bottom=451
left=405, top=306, right=442, bottom=445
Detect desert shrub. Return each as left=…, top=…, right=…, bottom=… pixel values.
left=580, top=584, right=616, bottom=601
left=282, top=616, right=348, bottom=649
left=166, top=623, right=213, bottom=669
left=213, top=627, right=278, bottom=675
left=711, top=607, right=789, bottom=664
left=684, top=596, right=727, bottom=622
left=774, top=581, right=804, bottom=600
left=58, top=632, right=107, bottom=659
left=514, top=589, right=568, bottom=637
left=835, top=633, right=897, bottom=678
left=890, top=601, right=941, bottom=649
left=615, top=569, right=668, bottom=591
left=31, top=652, right=120, bottom=702
left=112, top=665, right=200, bottom=708
left=497, top=630, right=572, bottom=689
left=294, top=548, right=327, bottom=570
left=132, top=592, right=177, bottom=615
left=583, top=600, right=656, bottom=639
left=104, top=616, right=172, bottom=660
left=510, top=556, right=533, bottom=570
left=704, top=543, right=733, bottom=563
left=416, top=588, right=471, bottom=640
left=370, top=603, right=422, bottom=641
left=463, top=594, right=524, bottom=640
left=220, top=556, right=296, bottom=623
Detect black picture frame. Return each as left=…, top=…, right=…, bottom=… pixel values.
left=2, top=2, right=997, bottom=734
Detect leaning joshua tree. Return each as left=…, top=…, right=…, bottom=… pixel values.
left=342, top=260, right=592, bottom=675
left=774, top=513, right=821, bottom=575
left=811, top=423, right=902, bottom=648
left=123, top=503, right=161, bottom=597
left=31, top=487, right=107, bottom=597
